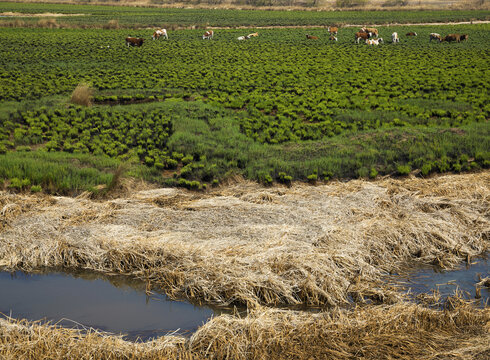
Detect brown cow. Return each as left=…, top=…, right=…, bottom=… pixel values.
left=247, top=32, right=259, bottom=38
left=328, top=26, right=338, bottom=35
left=355, top=31, right=370, bottom=44
left=306, top=34, right=319, bottom=40
left=360, top=27, right=378, bottom=37
left=126, top=37, right=144, bottom=47
left=442, top=34, right=461, bottom=42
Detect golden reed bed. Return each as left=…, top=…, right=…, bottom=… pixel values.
left=1, top=172, right=489, bottom=359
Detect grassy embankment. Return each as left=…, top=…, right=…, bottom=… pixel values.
left=0, top=6, right=489, bottom=194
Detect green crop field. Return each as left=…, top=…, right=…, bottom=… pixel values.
left=0, top=3, right=489, bottom=194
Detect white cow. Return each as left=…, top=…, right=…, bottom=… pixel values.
left=392, top=32, right=399, bottom=43
left=152, top=29, right=168, bottom=40
left=237, top=36, right=246, bottom=41
left=366, top=38, right=383, bottom=45
left=203, top=30, right=214, bottom=40
left=429, top=33, right=442, bottom=42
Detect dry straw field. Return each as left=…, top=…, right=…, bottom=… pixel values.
left=1, top=172, right=489, bottom=359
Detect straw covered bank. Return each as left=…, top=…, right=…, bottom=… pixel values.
left=1, top=172, right=489, bottom=359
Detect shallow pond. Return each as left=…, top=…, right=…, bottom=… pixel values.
left=0, top=270, right=230, bottom=341
left=399, top=256, right=489, bottom=306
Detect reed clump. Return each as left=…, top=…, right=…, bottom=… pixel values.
left=70, top=83, right=94, bottom=107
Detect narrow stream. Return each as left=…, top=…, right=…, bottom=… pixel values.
left=0, top=269, right=231, bottom=341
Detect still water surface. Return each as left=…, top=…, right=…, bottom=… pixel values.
left=400, top=256, right=489, bottom=306
left=0, top=270, right=229, bottom=340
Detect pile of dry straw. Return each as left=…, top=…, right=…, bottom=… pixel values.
left=1, top=172, right=489, bottom=359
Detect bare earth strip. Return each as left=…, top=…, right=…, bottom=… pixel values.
left=0, top=12, right=85, bottom=17
left=0, top=172, right=489, bottom=359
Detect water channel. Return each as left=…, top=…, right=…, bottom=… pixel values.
left=0, top=269, right=231, bottom=341
left=0, top=256, right=487, bottom=341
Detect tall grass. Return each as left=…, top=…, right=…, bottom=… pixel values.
left=0, top=152, right=118, bottom=194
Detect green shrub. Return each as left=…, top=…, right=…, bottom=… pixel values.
left=16, top=145, right=31, bottom=152
left=369, top=167, right=378, bottom=179
left=307, top=173, right=318, bottom=183
left=396, top=164, right=411, bottom=176
left=421, top=163, right=432, bottom=176
left=30, top=185, right=42, bottom=193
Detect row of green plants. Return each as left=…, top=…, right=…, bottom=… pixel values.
left=1, top=26, right=488, bottom=143
left=1, top=2, right=488, bottom=28
left=0, top=20, right=488, bottom=192
left=0, top=106, right=190, bottom=170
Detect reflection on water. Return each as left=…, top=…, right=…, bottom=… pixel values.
left=0, top=270, right=231, bottom=341
left=400, top=256, right=489, bottom=307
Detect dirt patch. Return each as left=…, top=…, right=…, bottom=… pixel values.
left=0, top=12, right=85, bottom=17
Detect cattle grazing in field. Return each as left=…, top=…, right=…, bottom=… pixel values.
left=329, top=35, right=338, bottom=41
left=355, top=31, right=370, bottom=43
left=442, top=34, right=461, bottom=42
left=429, top=33, right=442, bottom=42
left=327, top=26, right=338, bottom=35
left=406, top=32, right=417, bottom=36
left=152, top=28, right=168, bottom=40
left=126, top=37, right=144, bottom=47
left=202, top=30, right=214, bottom=40
left=306, top=34, right=319, bottom=40
left=460, top=34, right=468, bottom=41
left=247, top=32, right=259, bottom=38
left=391, top=32, right=399, bottom=43
left=366, top=38, right=383, bottom=45
left=360, top=27, right=378, bottom=37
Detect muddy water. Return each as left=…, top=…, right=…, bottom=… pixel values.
left=400, top=256, right=489, bottom=306
left=0, top=270, right=230, bottom=341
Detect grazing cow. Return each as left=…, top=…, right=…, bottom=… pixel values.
left=366, top=38, right=383, bottom=45
left=406, top=32, right=417, bottom=36
left=202, top=30, right=214, bottom=40
left=152, top=28, right=168, bottom=40
left=360, top=27, right=378, bottom=37
left=306, top=34, right=319, bottom=40
left=392, top=32, right=399, bottom=43
left=237, top=36, right=246, bottom=41
left=329, top=35, right=338, bottom=41
left=429, top=33, right=442, bottom=42
left=247, top=32, right=259, bottom=38
left=460, top=34, right=468, bottom=41
left=355, top=31, right=370, bottom=44
left=442, top=34, right=461, bottom=42
left=126, top=37, right=144, bottom=47
left=327, top=26, right=338, bottom=35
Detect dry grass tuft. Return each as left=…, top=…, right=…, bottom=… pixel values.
left=103, top=19, right=119, bottom=29
left=37, top=18, right=58, bottom=28
left=70, top=83, right=94, bottom=107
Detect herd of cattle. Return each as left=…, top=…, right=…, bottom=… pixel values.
left=124, top=26, right=468, bottom=47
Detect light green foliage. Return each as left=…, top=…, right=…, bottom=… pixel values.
left=0, top=8, right=489, bottom=192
